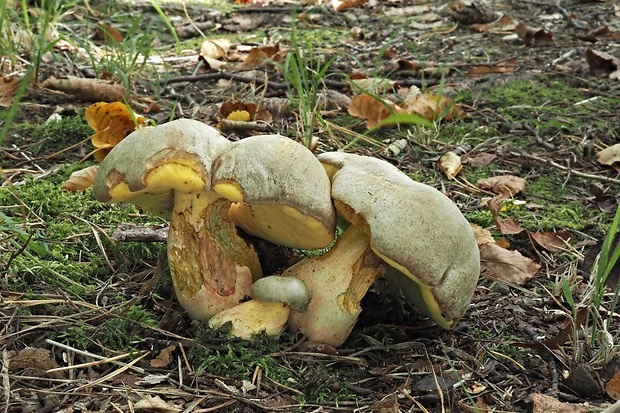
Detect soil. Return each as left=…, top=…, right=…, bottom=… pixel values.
left=2, top=0, right=620, bottom=412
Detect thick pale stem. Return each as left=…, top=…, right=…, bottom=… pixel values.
left=285, top=225, right=388, bottom=347
left=168, top=192, right=262, bottom=321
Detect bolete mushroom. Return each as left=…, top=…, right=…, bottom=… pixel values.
left=285, top=152, right=480, bottom=347
left=93, top=120, right=336, bottom=323
left=208, top=275, right=311, bottom=339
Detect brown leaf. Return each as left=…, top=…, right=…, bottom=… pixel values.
left=477, top=175, right=527, bottom=198
left=515, top=22, right=555, bottom=47
left=486, top=196, right=526, bottom=235
left=467, top=58, right=516, bottom=76
left=529, top=230, right=572, bottom=253
left=470, top=14, right=517, bottom=32
left=585, top=49, right=620, bottom=79
left=95, top=22, right=123, bottom=43
left=0, top=75, right=21, bottom=108
left=400, top=91, right=462, bottom=121
left=479, top=241, right=540, bottom=285
left=332, top=0, right=368, bottom=12
left=540, top=307, right=588, bottom=350
left=606, top=370, right=620, bottom=400
left=61, top=165, right=99, bottom=191
left=348, top=94, right=395, bottom=128
left=237, top=44, right=279, bottom=69
left=473, top=224, right=539, bottom=285
left=150, top=345, right=176, bottom=368
left=41, top=76, right=125, bottom=102
left=9, top=347, right=64, bottom=379
left=463, top=152, right=496, bottom=167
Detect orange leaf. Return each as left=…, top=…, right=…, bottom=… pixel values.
left=85, top=102, right=145, bottom=162
left=348, top=94, right=395, bottom=128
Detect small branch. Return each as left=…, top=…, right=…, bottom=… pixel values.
left=111, top=225, right=169, bottom=242
left=509, top=149, right=620, bottom=185
left=163, top=70, right=352, bottom=91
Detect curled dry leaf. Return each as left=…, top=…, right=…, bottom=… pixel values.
left=606, top=370, right=620, bottom=400
left=449, top=0, right=501, bottom=25
left=134, top=395, right=181, bottom=413
left=332, top=0, right=368, bottom=12
left=438, top=151, right=462, bottom=179
left=477, top=175, right=526, bottom=198
left=237, top=44, right=279, bottom=69
left=515, top=22, right=555, bottom=47
left=61, top=165, right=99, bottom=191
left=0, top=75, right=21, bottom=108
left=200, top=39, right=230, bottom=70
left=585, top=48, right=620, bottom=80
left=85, top=102, right=145, bottom=162
left=400, top=88, right=462, bottom=121
left=95, top=22, right=123, bottom=42
left=41, top=76, right=125, bottom=102
left=471, top=224, right=540, bottom=286
left=348, top=93, right=396, bottom=128
left=598, top=143, right=620, bottom=165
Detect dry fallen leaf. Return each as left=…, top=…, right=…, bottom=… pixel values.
left=471, top=224, right=540, bottom=285
left=529, top=230, right=572, bottom=253
left=597, top=144, right=620, bottom=165
left=150, top=345, right=176, bottom=368
left=515, top=22, right=555, bottom=47
left=585, top=49, right=620, bottom=80
left=332, top=0, right=368, bottom=12
left=237, top=44, right=279, bottom=69
left=95, top=22, right=123, bottom=43
left=400, top=87, right=462, bottom=121
left=42, top=76, right=125, bottom=102
left=134, top=395, right=181, bottom=413
left=438, top=151, right=462, bottom=179
left=0, top=75, right=21, bottom=108
left=85, top=102, right=145, bottom=162
left=477, top=175, right=527, bottom=198
left=348, top=93, right=396, bottom=128
left=606, top=370, right=620, bottom=400
left=61, top=165, right=99, bottom=191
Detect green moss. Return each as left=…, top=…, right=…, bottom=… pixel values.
left=7, top=116, right=92, bottom=157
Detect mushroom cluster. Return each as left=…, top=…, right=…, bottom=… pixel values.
left=93, top=119, right=480, bottom=347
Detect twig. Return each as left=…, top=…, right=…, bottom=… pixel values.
left=164, top=71, right=350, bottom=91
left=509, top=148, right=620, bottom=185
left=45, top=339, right=146, bottom=374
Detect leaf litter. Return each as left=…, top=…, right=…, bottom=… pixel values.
left=1, top=0, right=620, bottom=411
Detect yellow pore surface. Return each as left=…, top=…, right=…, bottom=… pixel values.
left=108, top=163, right=207, bottom=201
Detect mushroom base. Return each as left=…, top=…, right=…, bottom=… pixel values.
left=285, top=225, right=388, bottom=347
left=168, top=193, right=262, bottom=321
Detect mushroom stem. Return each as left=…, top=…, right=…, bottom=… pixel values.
left=285, top=225, right=389, bottom=347
left=168, top=192, right=262, bottom=321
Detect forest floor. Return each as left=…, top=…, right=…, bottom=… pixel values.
left=2, top=0, right=620, bottom=412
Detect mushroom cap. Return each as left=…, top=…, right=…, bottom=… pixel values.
left=317, top=151, right=480, bottom=327
left=212, top=135, right=337, bottom=249
left=93, top=119, right=232, bottom=218
left=250, top=275, right=311, bottom=313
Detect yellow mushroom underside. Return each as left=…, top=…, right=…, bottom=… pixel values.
left=214, top=181, right=335, bottom=249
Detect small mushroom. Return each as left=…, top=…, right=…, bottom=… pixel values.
left=250, top=275, right=311, bottom=313
left=285, top=152, right=480, bottom=347
left=208, top=275, right=311, bottom=338
left=93, top=120, right=336, bottom=323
